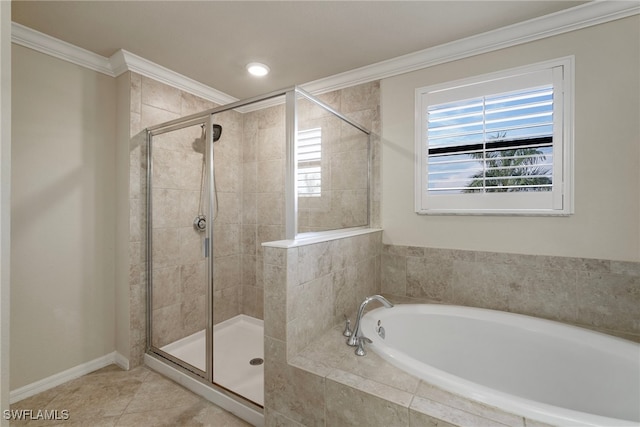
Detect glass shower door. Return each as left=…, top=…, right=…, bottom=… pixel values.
left=209, top=110, right=265, bottom=406
left=147, top=118, right=212, bottom=380
left=147, top=110, right=265, bottom=407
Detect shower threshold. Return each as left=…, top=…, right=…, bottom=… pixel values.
left=160, top=314, right=264, bottom=406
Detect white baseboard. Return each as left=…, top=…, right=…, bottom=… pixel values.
left=113, top=351, right=129, bottom=371
left=9, top=351, right=129, bottom=404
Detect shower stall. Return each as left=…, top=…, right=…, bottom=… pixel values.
left=144, top=87, right=371, bottom=423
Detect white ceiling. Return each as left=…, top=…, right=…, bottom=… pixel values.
left=12, top=1, right=589, bottom=99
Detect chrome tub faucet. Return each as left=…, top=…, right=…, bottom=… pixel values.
left=347, top=295, right=393, bottom=355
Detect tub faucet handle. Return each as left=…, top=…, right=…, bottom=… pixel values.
left=348, top=295, right=394, bottom=347
left=355, top=336, right=372, bottom=356
left=342, top=316, right=352, bottom=337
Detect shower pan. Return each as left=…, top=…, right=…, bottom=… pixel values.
left=144, top=87, right=371, bottom=425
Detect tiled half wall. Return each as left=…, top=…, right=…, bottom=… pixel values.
left=263, top=230, right=382, bottom=425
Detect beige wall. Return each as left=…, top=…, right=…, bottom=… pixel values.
left=10, top=45, right=117, bottom=389
left=380, top=16, right=640, bottom=262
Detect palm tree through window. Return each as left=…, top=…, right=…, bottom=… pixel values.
left=427, top=86, right=554, bottom=194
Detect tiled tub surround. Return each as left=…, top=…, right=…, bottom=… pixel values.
left=263, top=237, right=639, bottom=426
left=288, top=326, right=556, bottom=427
left=381, top=245, right=640, bottom=342
left=262, top=230, right=555, bottom=427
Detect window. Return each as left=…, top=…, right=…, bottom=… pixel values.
left=297, top=128, right=322, bottom=197
left=415, top=57, right=573, bottom=215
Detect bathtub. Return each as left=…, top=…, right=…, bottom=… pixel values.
left=360, top=304, right=640, bottom=427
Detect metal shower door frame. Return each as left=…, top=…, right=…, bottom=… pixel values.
left=145, top=115, right=212, bottom=382
left=144, top=85, right=372, bottom=407
left=144, top=87, right=295, bottom=398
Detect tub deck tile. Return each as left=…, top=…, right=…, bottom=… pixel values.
left=326, top=368, right=414, bottom=408
left=287, top=324, right=563, bottom=427
left=325, top=371, right=411, bottom=427
left=415, top=381, right=525, bottom=427
left=410, top=396, right=518, bottom=427
left=295, top=325, right=421, bottom=394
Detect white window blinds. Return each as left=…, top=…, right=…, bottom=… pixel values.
left=297, top=128, right=322, bottom=197
left=427, top=85, right=554, bottom=194
left=415, top=58, right=573, bottom=215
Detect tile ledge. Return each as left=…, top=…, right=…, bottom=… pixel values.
left=290, top=325, right=529, bottom=427
left=262, top=227, right=382, bottom=248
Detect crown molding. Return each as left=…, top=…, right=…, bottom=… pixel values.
left=11, top=22, right=114, bottom=76
left=109, top=49, right=237, bottom=106
left=301, top=1, right=640, bottom=95
left=11, top=22, right=238, bottom=106
left=11, top=1, right=639, bottom=107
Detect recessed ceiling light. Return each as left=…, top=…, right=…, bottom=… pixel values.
left=246, top=62, right=270, bottom=77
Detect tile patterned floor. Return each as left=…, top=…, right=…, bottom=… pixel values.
left=9, top=365, right=253, bottom=426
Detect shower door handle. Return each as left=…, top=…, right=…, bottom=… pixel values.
left=203, top=237, right=210, bottom=258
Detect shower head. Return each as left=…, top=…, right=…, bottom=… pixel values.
left=212, top=124, right=222, bottom=142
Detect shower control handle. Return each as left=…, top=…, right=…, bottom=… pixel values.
left=193, top=215, right=207, bottom=232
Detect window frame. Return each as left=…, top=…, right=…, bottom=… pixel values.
left=414, top=57, right=574, bottom=216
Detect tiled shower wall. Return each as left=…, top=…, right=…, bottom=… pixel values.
left=147, top=110, right=245, bottom=348
left=381, top=245, right=640, bottom=342
left=128, top=72, right=220, bottom=365
left=240, top=104, right=286, bottom=320
left=297, top=97, right=371, bottom=232
left=129, top=75, right=247, bottom=355
left=126, top=74, right=381, bottom=366
left=209, top=110, right=245, bottom=325
left=312, top=84, right=382, bottom=231
left=149, top=125, right=209, bottom=348
left=239, top=82, right=382, bottom=321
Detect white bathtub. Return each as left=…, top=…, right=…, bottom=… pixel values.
left=361, top=304, right=640, bottom=427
